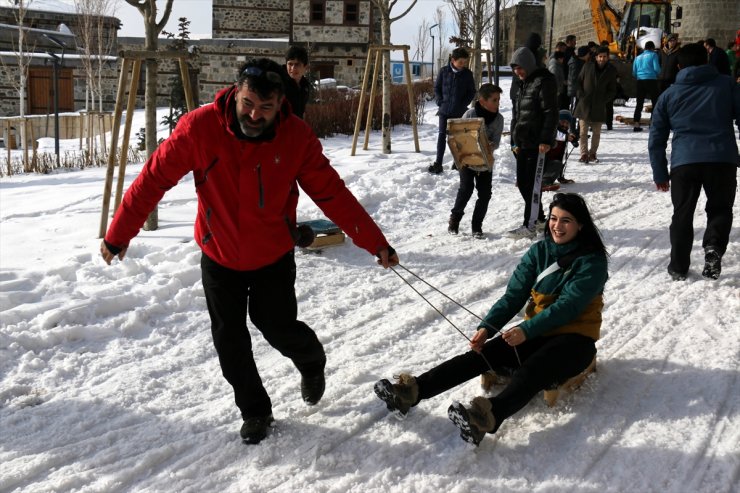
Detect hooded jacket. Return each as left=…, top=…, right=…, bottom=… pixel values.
left=480, top=238, right=608, bottom=341
left=648, top=65, right=740, bottom=184
left=105, top=86, right=390, bottom=271
left=509, top=47, right=558, bottom=150
left=574, top=60, right=617, bottom=122
left=632, top=49, right=661, bottom=80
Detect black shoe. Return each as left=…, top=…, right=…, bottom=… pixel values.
left=240, top=414, right=274, bottom=444
left=451, top=162, right=458, bottom=171
left=428, top=162, right=443, bottom=174
left=448, top=214, right=461, bottom=235
left=667, top=267, right=687, bottom=281
left=633, top=126, right=643, bottom=132
left=472, top=230, right=484, bottom=239
left=558, top=177, right=575, bottom=184
left=702, top=249, right=722, bottom=280
left=301, top=372, right=325, bottom=405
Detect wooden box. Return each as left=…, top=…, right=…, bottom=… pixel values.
left=446, top=117, right=494, bottom=172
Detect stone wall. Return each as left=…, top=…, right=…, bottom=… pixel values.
left=212, top=0, right=291, bottom=38
left=502, top=2, right=546, bottom=63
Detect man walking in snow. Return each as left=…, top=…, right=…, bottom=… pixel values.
left=648, top=43, right=739, bottom=281
left=100, top=58, right=399, bottom=444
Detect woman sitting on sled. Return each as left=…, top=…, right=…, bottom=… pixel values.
left=375, top=193, right=609, bottom=446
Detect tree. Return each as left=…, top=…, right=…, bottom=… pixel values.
left=1, top=0, right=35, bottom=170
left=411, top=18, right=432, bottom=63
left=74, top=0, right=117, bottom=112
left=369, top=0, right=418, bottom=154
left=124, top=0, right=175, bottom=230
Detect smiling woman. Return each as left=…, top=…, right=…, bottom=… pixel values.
left=375, top=192, right=609, bottom=447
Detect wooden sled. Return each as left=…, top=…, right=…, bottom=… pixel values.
left=480, top=357, right=597, bottom=407
left=296, top=219, right=345, bottom=249
left=615, top=115, right=651, bottom=126
left=446, top=118, right=494, bottom=172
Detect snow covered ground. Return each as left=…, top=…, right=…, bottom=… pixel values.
left=1, top=78, right=739, bottom=493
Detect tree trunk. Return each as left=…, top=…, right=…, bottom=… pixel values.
left=143, top=27, right=159, bottom=230
left=381, top=15, right=392, bottom=154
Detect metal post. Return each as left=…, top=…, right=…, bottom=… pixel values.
left=494, top=0, right=501, bottom=86
left=549, top=0, right=556, bottom=54
left=50, top=53, right=60, bottom=168
left=429, top=23, right=438, bottom=84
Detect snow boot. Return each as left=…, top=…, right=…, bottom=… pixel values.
left=588, top=152, right=598, bottom=163
left=702, top=249, right=722, bottom=280
left=301, top=371, right=326, bottom=405
left=447, top=397, right=496, bottom=446
left=374, top=373, right=419, bottom=418
left=667, top=267, right=687, bottom=282
left=448, top=214, right=461, bottom=235
left=240, top=414, right=275, bottom=445
left=428, top=162, right=443, bottom=174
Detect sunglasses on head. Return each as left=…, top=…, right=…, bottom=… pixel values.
left=242, top=66, right=283, bottom=84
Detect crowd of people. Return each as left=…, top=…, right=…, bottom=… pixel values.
left=96, top=33, right=737, bottom=449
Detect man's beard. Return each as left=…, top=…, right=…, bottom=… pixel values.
left=239, top=114, right=270, bottom=137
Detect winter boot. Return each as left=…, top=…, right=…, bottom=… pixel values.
left=667, top=267, right=687, bottom=282
left=374, top=373, right=419, bottom=418
left=447, top=396, right=496, bottom=446
left=448, top=214, right=461, bottom=235
left=578, top=153, right=589, bottom=163
left=588, top=152, right=598, bottom=163
left=240, top=414, right=275, bottom=445
left=428, top=162, right=443, bottom=174
left=301, top=371, right=326, bottom=405
left=702, top=248, right=722, bottom=280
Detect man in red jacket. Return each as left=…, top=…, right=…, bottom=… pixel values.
left=100, top=58, right=399, bottom=445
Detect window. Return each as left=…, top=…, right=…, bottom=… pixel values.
left=412, top=64, right=421, bottom=77
left=345, top=2, right=358, bottom=24
left=311, top=1, right=324, bottom=22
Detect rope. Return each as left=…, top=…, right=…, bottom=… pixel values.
left=390, top=263, right=522, bottom=369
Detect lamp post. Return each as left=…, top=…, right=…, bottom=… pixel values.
left=43, top=34, right=67, bottom=168
left=429, top=23, right=438, bottom=84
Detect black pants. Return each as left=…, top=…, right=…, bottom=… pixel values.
left=415, top=333, right=596, bottom=432
left=668, top=163, right=737, bottom=274
left=451, top=167, right=493, bottom=231
left=436, top=112, right=464, bottom=164
left=201, top=251, right=326, bottom=419
left=543, top=159, right=565, bottom=185
left=516, top=148, right=546, bottom=227
left=633, top=79, right=659, bottom=124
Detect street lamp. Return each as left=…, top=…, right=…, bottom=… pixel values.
left=429, top=23, right=438, bottom=84
left=43, top=34, right=67, bottom=168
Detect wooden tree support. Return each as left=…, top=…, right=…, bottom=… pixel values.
left=350, top=45, right=420, bottom=156
left=98, top=51, right=195, bottom=239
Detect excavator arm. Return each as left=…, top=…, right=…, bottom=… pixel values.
left=589, top=0, right=623, bottom=52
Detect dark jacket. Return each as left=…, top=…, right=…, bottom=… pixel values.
left=659, top=46, right=680, bottom=85
left=567, top=57, right=585, bottom=98
left=708, top=47, right=731, bottom=76
left=509, top=47, right=558, bottom=150
left=281, top=65, right=311, bottom=119
left=574, top=61, right=617, bottom=122
left=106, top=86, right=390, bottom=271
left=480, top=238, right=608, bottom=341
left=434, top=63, right=476, bottom=117
left=648, top=65, right=740, bottom=183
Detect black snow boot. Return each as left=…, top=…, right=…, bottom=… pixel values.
left=240, top=414, right=275, bottom=444
left=448, top=214, right=461, bottom=235
left=702, top=248, right=722, bottom=280
left=428, top=162, right=443, bottom=174
left=301, top=371, right=326, bottom=405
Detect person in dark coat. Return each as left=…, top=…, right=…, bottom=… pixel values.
left=574, top=47, right=617, bottom=163
left=659, top=34, right=681, bottom=95
left=510, top=33, right=547, bottom=123
left=705, top=38, right=731, bottom=76
left=648, top=43, right=739, bottom=281
left=281, top=46, right=312, bottom=119
left=429, top=47, right=477, bottom=174
left=506, top=47, right=558, bottom=239
left=567, top=46, right=590, bottom=113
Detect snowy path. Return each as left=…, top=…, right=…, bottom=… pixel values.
left=1, top=98, right=739, bottom=492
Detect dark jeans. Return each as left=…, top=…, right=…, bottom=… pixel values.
left=436, top=111, right=465, bottom=164
left=451, top=167, right=493, bottom=231
left=668, top=163, right=737, bottom=274
left=201, top=251, right=326, bottom=419
left=633, top=79, right=659, bottom=124
left=516, top=148, right=546, bottom=228
left=415, top=333, right=596, bottom=432
left=543, top=159, right=565, bottom=185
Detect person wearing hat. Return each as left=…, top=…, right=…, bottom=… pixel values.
left=541, top=109, right=578, bottom=190
left=506, top=46, right=558, bottom=238
left=574, top=47, right=617, bottom=162
left=659, top=34, right=681, bottom=96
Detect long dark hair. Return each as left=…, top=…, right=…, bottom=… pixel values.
left=544, top=193, right=609, bottom=259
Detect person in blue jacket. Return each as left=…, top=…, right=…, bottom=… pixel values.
left=648, top=42, right=739, bottom=281
left=632, top=41, right=662, bottom=132
left=375, top=193, right=609, bottom=446
left=429, top=47, right=477, bottom=174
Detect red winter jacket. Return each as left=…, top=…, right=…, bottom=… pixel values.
left=105, top=86, right=390, bottom=271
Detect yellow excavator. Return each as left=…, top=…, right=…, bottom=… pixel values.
left=589, top=0, right=683, bottom=95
